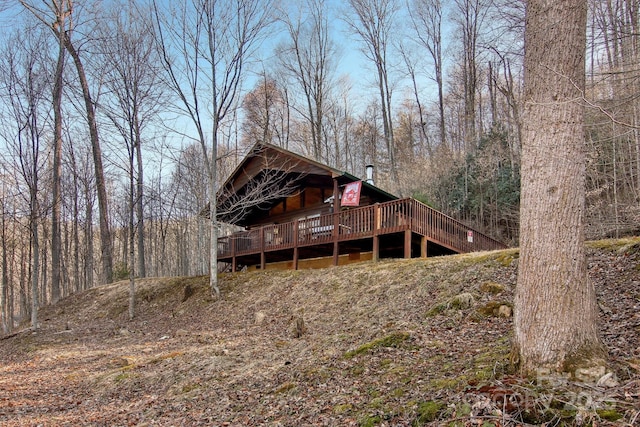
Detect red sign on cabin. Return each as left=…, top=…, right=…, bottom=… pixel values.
left=341, top=181, right=362, bottom=207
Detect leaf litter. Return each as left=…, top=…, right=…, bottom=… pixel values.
left=0, top=239, right=639, bottom=426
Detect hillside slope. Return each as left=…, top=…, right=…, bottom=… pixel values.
left=1, top=239, right=639, bottom=426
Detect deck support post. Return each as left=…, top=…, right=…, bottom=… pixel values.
left=260, top=227, right=266, bottom=270
left=404, top=229, right=412, bottom=259
left=293, top=220, right=299, bottom=270
left=231, top=236, right=237, bottom=272
left=333, top=214, right=340, bottom=266
left=421, top=236, right=428, bottom=258
left=332, top=179, right=341, bottom=267
left=373, top=203, right=380, bottom=262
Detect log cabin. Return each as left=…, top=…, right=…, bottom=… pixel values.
left=213, top=143, right=506, bottom=271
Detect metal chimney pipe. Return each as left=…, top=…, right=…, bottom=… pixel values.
left=365, top=164, right=374, bottom=185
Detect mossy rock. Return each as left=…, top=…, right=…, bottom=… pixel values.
left=494, top=250, right=519, bottom=267
left=425, top=302, right=448, bottom=317
left=275, top=382, right=296, bottom=394
left=455, top=403, right=472, bottom=417
left=359, top=414, right=382, bottom=427
left=413, top=400, right=445, bottom=425
left=596, top=408, right=623, bottom=421
left=477, top=301, right=512, bottom=317
left=333, top=403, right=353, bottom=415
left=449, top=293, right=475, bottom=309
left=345, top=332, right=411, bottom=359
left=587, top=236, right=640, bottom=252
left=479, top=281, right=505, bottom=295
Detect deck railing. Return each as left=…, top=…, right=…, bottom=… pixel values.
left=217, top=198, right=506, bottom=259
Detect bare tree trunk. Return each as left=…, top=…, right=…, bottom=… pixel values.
left=136, top=140, right=146, bottom=278
left=377, top=53, right=399, bottom=192
left=129, top=146, right=136, bottom=320
left=40, top=221, right=48, bottom=307
left=401, top=47, right=432, bottom=159
left=84, top=183, right=94, bottom=290
left=29, top=193, right=39, bottom=330
left=209, top=134, right=219, bottom=296
left=50, top=7, right=67, bottom=304
left=198, top=217, right=205, bottom=275
left=514, top=0, right=605, bottom=376
left=19, top=0, right=112, bottom=289
left=409, top=0, right=447, bottom=149
left=1, top=196, right=9, bottom=334
left=62, top=35, right=113, bottom=285
left=69, top=147, right=81, bottom=293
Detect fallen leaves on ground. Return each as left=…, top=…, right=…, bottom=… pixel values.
left=1, top=239, right=639, bottom=426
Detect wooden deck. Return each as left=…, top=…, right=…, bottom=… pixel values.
left=217, top=198, right=507, bottom=270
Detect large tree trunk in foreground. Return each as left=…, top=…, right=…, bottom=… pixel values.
left=513, top=0, right=605, bottom=377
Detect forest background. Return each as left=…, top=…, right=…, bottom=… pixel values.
left=0, top=0, right=638, bottom=333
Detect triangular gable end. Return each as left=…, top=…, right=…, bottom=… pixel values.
left=215, top=142, right=397, bottom=227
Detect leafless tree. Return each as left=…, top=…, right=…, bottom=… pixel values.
left=344, top=0, right=401, bottom=194
left=583, top=0, right=640, bottom=238
left=153, top=0, right=276, bottom=296
left=407, top=0, right=445, bottom=150
left=97, top=2, right=165, bottom=317
left=47, top=0, right=71, bottom=303
left=452, top=0, right=490, bottom=150
left=1, top=175, right=13, bottom=334
left=0, top=28, right=51, bottom=329
left=323, top=76, right=356, bottom=170
left=277, top=0, right=338, bottom=164
left=168, top=143, right=209, bottom=276
left=215, top=146, right=306, bottom=225
left=242, top=74, right=291, bottom=149
left=68, top=139, right=96, bottom=290
left=20, top=0, right=114, bottom=285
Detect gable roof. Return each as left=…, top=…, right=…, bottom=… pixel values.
left=216, top=142, right=397, bottom=225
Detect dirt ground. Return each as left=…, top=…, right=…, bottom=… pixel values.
left=1, top=239, right=639, bottom=426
